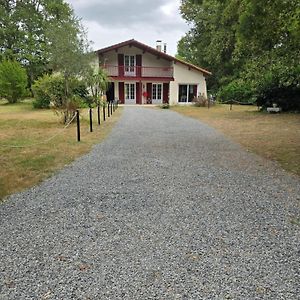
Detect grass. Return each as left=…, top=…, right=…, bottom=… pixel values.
left=0, top=99, right=122, bottom=200
left=172, top=104, right=300, bottom=176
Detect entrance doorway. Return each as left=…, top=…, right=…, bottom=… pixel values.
left=106, top=82, right=115, bottom=102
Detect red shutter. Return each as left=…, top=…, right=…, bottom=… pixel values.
left=163, top=83, right=169, bottom=103
left=147, top=83, right=152, bottom=104
left=119, top=82, right=124, bottom=104
left=136, top=82, right=141, bottom=104
left=118, top=54, right=124, bottom=76
left=136, top=55, right=142, bottom=77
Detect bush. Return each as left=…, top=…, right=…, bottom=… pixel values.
left=255, top=66, right=300, bottom=111
left=32, top=74, right=90, bottom=109
left=218, top=80, right=255, bottom=104
left=32, top=74, right=65, bottom=108
left=160, top=103, right=170, bottom=109
left=0, top=60, right=28, bottom=103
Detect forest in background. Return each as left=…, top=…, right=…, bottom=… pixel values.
left=178, top=0, right=300, bottom=110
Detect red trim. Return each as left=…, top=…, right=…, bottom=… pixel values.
left=119, top=82, right=124, bottom=104
left=136, top=55, right=142, bottom=77
left=109, top=76, right=174, bottom=82
left=163, top=83, right=169, bottom=104
left=96, top=39, right=211, bottom=76
left=136, top=82, right=141, bottom=104
left=118, top=54, right=124, bottom=76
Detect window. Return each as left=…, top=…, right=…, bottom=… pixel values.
left=124, top=55, right=135, bottom=75
left=152, top=84, right=162, bottom=100
left=125, top=83, right=135, bottom=100
left=178, top=84, right=197, bottom=102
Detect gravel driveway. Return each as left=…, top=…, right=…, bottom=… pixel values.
left=1, top=107, right=299, bottom=300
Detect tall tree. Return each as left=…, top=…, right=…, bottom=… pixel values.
left=178, top=0, right=300, bottom=99
left=0, top=0, right=91, bottom=92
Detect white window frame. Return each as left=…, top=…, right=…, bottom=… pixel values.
left=152, top=83, right=162, bottom=101
left=125, top=83, right=135, bottom=103
left=178, top=84, right=197, bottom=103
left=124, top=55, right=135, bottom=76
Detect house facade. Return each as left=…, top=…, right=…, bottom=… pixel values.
left=96, top=39, right=211, bottom=105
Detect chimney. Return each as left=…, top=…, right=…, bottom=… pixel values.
left=163, top=43, right=167, bottom=53
left=156, top=40, right=162, bottom=52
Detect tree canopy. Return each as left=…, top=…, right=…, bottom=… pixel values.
left=0, top=0, right=91, bottom=90
left=178, top=0, right=300, bottom=110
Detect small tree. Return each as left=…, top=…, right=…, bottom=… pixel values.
left=0, top=60, right=28, bottom=103
left=84, top=66, right=109, bottom=107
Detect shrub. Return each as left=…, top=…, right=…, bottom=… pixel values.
left=32, top=74, right=65, bottom=108
left=0, top=60, right=28, bottom=103
left=218, top=80, right=255, bottom=104
left=255, top=66, right=300, bottom=111
left=32, top=74, right=90, bottom=109
left=160, top=103, right=170, bottom=109
left=192, top=95, right=210, bottom=107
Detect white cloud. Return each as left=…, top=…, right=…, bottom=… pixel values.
left=66, top=0, right=189, bottom=56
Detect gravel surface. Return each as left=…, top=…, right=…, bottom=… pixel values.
left=1, top=106, right=299, bottom=300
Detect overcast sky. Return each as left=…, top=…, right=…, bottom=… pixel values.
left=64, top=0, right=189, bottom=56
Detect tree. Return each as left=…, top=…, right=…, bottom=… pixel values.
left=0, top=60, right=28, bottom=103
left=0, top=0, right=90, bottom=93
left=178, top=0, right=300, bottom=109
left=84, top=66, right=109, bottom=107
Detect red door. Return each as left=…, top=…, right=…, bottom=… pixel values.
left=119, top=82, right=124, bottom=104
left=163, top=83, right=169, bottom=103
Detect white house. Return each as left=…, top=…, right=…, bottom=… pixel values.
left=96, top=39, right=211, bottom=105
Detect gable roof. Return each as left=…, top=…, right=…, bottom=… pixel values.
left=96, top=39, right=212, bottom=76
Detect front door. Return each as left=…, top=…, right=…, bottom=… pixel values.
left=125, top=83, right=135, bottom=104
left=152, top=83, right=162, bottom=104
left=106, top=82, right=115, bottom=102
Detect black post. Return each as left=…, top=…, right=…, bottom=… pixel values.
left=89, top=108, right=93, bottom=132
left=103, top=105, right=106, bottom=121
left=110, top=102, right=113, bottom=115
left=97, top=105, right=100, bottom=125
left=107, top=102, right=110, bottom=117
left=76, top=110, right=80, bottom=142
left=113, top=101, right=115, bottom=112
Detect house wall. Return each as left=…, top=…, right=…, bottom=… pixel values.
left=99, top=45, right=171, bottom=68
left=170, top=62, right=207, bottom=105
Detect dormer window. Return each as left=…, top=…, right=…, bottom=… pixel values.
left=124, top=55, right=135, bottom=76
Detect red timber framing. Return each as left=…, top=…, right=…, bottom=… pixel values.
left=136, top=82, right=142, bottom=104
left=119, top=82, right=124, bottom=104
left=163, top=83, right=169, bottom=103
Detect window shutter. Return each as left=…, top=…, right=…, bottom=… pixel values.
left=119, top=82, right=124, bottom=104
left=136, top=55, right=142, bottom=77
left=118, top=54, right=124, bottom=76
left=136, top=82, right=141, bottom=104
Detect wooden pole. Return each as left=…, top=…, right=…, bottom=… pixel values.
left=76, top=110, right=80, bottom=142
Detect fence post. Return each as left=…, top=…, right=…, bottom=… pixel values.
left=107, top=101, right=110, bottom=117
left=97, top=105, right=100, bottom=125
left=76, top=110, right=80, bottom=142
left=111, top=102, right=113, bottom=115
left=89, top=108, right=93, bottom=132
left=103, top=105, right=106, bottom=121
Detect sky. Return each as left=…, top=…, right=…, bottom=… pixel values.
left=64, top=0, right=190, bottom=56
